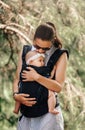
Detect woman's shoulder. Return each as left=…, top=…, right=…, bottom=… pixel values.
left=55, top=48, right=68, bottom=68
left=49, top=47, right=69, bottom=61
left=59, top=48, right=69, bottom=58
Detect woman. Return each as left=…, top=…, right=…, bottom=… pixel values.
left=13, top=22, right=68, bottom=130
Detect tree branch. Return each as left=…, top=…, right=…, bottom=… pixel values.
left=0, top=0, right=11, bottom=9
left=0, top=23, right=32, bottom=44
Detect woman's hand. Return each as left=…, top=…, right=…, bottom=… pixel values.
left=14, top=93, right=36, bottom=106
left=21, top=67, right=39, bottom=82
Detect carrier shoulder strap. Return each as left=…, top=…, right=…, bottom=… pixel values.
left=22, top=45, right=32, bottom=63
left=47, top=48, right=69, bottom=71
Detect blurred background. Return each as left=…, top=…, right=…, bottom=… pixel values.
left=0, top=0, right=85, bottom=130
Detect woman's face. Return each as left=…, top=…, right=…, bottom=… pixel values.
left=33, top=38, right=52, bottom=53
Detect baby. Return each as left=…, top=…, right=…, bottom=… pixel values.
left=13, top=50, right=59, bottom=115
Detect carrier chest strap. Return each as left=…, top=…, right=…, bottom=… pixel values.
left=22, top=45, right=32, bottom=63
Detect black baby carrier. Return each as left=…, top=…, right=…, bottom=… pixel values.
left=19, top=45, right=69, bottom=117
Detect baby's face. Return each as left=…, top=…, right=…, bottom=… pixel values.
left=30, top=56, right=44, bottom=67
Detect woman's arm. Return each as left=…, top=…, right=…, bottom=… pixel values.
left=13, top=50, right=22, bottom=93
left=13, top=50, right=36, bottom=106
left=22, top=52, right=67, bottom=93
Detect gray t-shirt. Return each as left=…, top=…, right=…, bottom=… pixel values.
left=44, top=45, right=57, bottom=65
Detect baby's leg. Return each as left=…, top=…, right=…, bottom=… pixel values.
left=13, top=101, right=20, bottom=114
left=48, top=90, right=59, bottom=114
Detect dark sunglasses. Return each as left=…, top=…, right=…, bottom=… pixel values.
left=34, top=44, right=50, bottom=51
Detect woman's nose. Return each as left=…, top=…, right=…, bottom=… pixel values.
left=36, top=49, right=45, bottom=53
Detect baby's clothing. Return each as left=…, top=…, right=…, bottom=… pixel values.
left=19, top=64, right=52, bottom=117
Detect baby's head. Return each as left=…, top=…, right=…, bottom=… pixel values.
left=25, top=51, right=45, bottom=67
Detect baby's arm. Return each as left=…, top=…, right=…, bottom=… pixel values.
left=48, top=66, right=59, bottom=114
left=48, top=90, right=59, bottom=114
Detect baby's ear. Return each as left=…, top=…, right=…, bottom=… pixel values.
left=29, top=60, right=33, bottom=64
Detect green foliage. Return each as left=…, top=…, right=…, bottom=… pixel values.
left=0, top=0, right=85, bottom=130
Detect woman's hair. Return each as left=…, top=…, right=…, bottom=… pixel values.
left=34, top=22, right=62, bottom=49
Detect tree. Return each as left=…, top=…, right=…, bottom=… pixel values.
left=0, top=0, right=85, bottom=130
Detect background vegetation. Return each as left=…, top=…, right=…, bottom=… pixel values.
left=0, top=0, right=85, bottom=130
